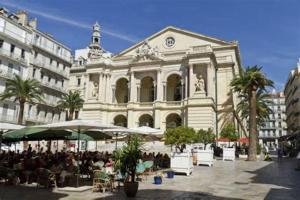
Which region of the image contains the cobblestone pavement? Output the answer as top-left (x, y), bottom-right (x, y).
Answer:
top-left (0, 158), bottom-right (299, 200)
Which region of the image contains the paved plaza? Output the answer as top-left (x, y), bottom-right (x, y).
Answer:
top-left (0, 158), bottom-right (299, 200)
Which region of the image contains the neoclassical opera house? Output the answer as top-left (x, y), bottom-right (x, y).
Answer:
top-left (69, 23), bottom-right (242, 134)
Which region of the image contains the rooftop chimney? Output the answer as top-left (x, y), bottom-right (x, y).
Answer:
top-left (29, 18), bottom-right (37, 29)
top-left (0, 7), bottom-right (9, 17)
top-left (16, 10), bottom-right (28, 26)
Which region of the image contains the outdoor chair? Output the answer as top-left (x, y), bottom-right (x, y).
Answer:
top-left (92, 170), bottom-right (112, 192)
top-left (136, 163), bottom-right (146, 182)
top-left (114, 170), bottom-right (126, 191)
top-left (36, 168), bottom-right (56, 188)
top-left (143, 161), bottom-right (154, 180)
top-left (93, 161), bottom-right (104, 170)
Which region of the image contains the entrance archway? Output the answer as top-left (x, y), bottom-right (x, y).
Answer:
top-left (166, 113), bottom-right (182, 128)
top-left (114, 114), bottom-right (127, 127)
top-left (139, 114), bottom-right (154, 127)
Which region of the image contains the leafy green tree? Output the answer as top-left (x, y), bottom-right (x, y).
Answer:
top-left (231, 66), bottom-right (273, 161)
top-left (220, 123), bottom-right (239, 141)
top-left (0, 75), bottom-right (43, 124)
top-left (165, 126), bottom-right (196, 152)
top-left (57, 90), bottom-right (84, 121)
top-left (195, 128), bottom-right (215, 150)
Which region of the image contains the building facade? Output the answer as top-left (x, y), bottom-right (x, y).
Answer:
top-left (0, 8), bottom-right (72, 125)
top-left (70, 24), bottom-right (243, 133)
top-left (258, 91), bottom-right (287, 147)
top-left (284, 59), bottom-right (300, 135)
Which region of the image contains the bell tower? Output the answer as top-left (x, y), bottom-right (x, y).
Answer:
top-left (88, 22), bottom-right (103, 58)
top-left (90, 21), bottom-right (101, 48)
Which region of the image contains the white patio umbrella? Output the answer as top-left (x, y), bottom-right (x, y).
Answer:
top-left (38, 120), bottom-right (119, 152)
top-left (0, 122), bottom-right (25, 151)
top-left (130, 126), bottom-right (163, 136)
top-left (102, 128), bottom-right (141, 149)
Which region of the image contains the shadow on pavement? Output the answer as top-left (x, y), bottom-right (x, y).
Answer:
top-left (246, 158), bottom-right (300, 200)
top-left (0, 184), bottom-right (68, 200)
top-left (99, 189), bottom-right (243, 200)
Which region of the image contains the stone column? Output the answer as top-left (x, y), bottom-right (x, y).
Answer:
top-left (103, 74), bottom-right (107, 102)
top-left (137, 84), bottom-right (141, 102)
top-left (181, 79), bottom-right (184, 100)
top-left (84, 74), bottom-right (89, 100)
top-left (156, 69), bottom-right (162, 101)
top-left (127, 84), bottom-right (131, 103)
top-left (185, 67), bottom-right (188, 99)
top-left (98, 73), bottom-right (103, 101)
top-left (189, 64), bottom-right (194, 97)
top-left (163, 81), bottom-right (167, 101)
top-left (129, 71), bottom-right (136, 102)
top-left (153, 81), bottom-right (157, 101)
top-left (206, 63), bottom-right (214, 98)
top-left (112, 85), bottom-right (116, 103)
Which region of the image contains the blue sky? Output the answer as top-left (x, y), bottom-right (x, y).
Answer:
top-left (1, 0), bottom-right (299, 91)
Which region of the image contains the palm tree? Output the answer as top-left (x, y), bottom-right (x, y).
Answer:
top-left (0, 75), bottom-right (44, 125)
top-left (231, 66), bottom-right (273, 161)
top-left (237, 89), bottom-right (274, 127)
top-left (57, 90), bottom-right (84, 121)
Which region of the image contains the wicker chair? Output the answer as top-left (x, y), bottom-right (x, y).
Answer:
top-left (92, 170), bottom-right (111, 192)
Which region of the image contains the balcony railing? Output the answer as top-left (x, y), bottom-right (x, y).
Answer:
top-left (39, 80), bottom-right (67, 94)
top-left (32, 40), bottom-right (72, 63)
top-left (0, 48), bottom-right (28, 65)
top-left (0, 114), bottom-right (18, 123)
top-left (32, 59), bottom-right (68, 78)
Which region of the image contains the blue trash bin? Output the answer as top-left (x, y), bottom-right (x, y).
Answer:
top-left (167, 171), bottom-right (175, 179)
top-left (154, 176), bottom-right (162, 184)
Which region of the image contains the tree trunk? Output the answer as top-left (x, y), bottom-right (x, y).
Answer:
top-left (18, 101), bottom-right (28, 150)
top-left (69, 109), bottom-right (74, 121)
top-left (18, 101), bottom-right (25, 125)
top-left (248, 88), bottom-right (257, 161)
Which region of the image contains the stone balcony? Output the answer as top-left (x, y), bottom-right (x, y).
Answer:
top-left (38, 79), bottom-right (67, 94)
top-left (31, 59), bottom-right (68, 78)
top-left (0, 70), bottom-right (22, 80)
top-left (32, 40), bottom-right (72, 64)
top-left (0, 48), bottom-right (28, 66)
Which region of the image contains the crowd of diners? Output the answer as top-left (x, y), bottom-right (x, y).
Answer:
top-left (0, 146), bottom-right (170, 187)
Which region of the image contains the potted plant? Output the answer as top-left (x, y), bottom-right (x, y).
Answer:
top-left (118, 135), bottom-right (143, 197)
top-left (194, 128), bottom-right (215, 166)
top-left (165, 126), bottom-right (196, 175)
top-left (220, 123), bottom-right (238, 161)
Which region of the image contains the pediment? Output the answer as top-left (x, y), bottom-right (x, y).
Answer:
top-left (114, 26), bottom-right (233, 58)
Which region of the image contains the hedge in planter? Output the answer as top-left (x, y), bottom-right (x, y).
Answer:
top-left (195, 128), bottom-right (215, 150)
top-left (165, 126), bottom-right (196, 152)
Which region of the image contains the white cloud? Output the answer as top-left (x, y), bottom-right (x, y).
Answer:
top-left (0, 0), bottom-right (138, 43)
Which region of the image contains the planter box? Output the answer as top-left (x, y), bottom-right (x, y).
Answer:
top-left (239, 154), bottom-right (261, 159)
top-left (170, 152), bottom-right (193, 176)
top-left (223, 148), bottom-right (235, 161)
top-left (195, 150), bottom-right (214, 167)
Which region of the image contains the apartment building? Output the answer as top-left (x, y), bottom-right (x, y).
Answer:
top-left (0, 8), bottom-right (72, 125)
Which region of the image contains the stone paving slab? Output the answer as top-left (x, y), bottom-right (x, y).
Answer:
top-left (0, 158), bottom-right (299, 200)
